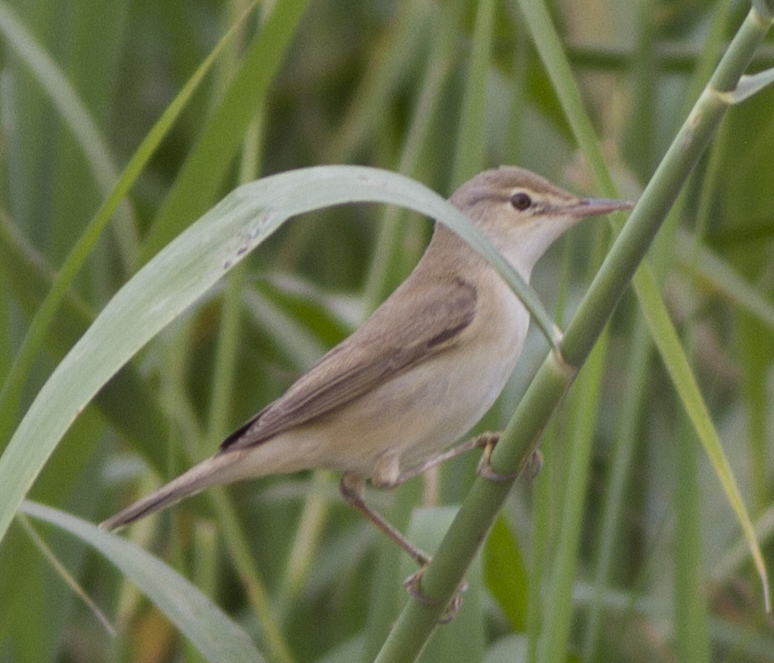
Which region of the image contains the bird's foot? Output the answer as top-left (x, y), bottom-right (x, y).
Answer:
top-left (476, 434), bottom-right (543, 482)
top-left (403, 565), bottom-right (468, 623)
top-left (475, 434), bottom-right (518, 481)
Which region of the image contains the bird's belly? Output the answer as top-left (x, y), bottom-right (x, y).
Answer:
top-left (313, 301), bottom-right (527, 478)
top-left (391, 338), bottom-right (520, 471)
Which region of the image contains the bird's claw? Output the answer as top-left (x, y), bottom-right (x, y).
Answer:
top-left (476, 435), bottom-right (519, 481)
top-left (403, 566), bottom-right (437, 606)
top-left (475, 434), bottom-right (543, 482)
top-left (439, 585), bottom-right (467, 623)
top-left (526, 449), bottom-right (543, 478)
top-left (403, 565), bottom-right (468, 623)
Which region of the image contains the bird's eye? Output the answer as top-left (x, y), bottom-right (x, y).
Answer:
top-left (510, 192), bottom-right (532, 211)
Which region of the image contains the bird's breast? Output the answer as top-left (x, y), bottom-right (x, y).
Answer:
top-left (386, 279), bottom-right (531, 471)
top-left (297, 278), bottom-right (532, 479)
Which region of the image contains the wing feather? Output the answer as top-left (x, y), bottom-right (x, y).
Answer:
top-left (219, 276), bottom-right (477, 452)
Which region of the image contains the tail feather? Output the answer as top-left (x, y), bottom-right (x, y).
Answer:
top-left (100, 451), bottom-right (247, 531)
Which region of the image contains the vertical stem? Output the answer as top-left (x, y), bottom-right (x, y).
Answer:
top-left (375, 6), bottom-right (773, 661)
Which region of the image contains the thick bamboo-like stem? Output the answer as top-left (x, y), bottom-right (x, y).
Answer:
top-left (375, 5), bottom-right (773, 662)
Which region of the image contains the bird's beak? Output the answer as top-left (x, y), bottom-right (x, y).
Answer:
top-left (568, 197), bottom-right (634, 218)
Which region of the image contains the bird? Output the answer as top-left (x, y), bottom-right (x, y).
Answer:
top-left (101, 166), bottom-right (631, 564)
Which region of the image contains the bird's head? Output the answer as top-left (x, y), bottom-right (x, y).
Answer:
top-left (449, 166), bottom-right (632, 277)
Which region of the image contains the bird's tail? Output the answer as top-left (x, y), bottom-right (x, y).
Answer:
top-left (100, 449), bottom-right (252, 531)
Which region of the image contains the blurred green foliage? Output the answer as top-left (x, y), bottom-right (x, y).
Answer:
top-left (1, 0), bottom-right (774, 661)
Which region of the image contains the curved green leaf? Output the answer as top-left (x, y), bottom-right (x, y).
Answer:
top-left (0, 0), bottom-right (260, 450)
top-left (0, 165), bottom-right (553, 546)
top-left (0, 211), bottom-right (169, 471)
top-left (19, 501), bottom-right (263, 662)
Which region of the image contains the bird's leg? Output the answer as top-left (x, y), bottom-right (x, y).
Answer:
top-left (339, 473), bottom-right (431, 567)
top-left (341, 472), bottom-right (464, 618)
top-left (374, 431), bottom-right (543, 486)
top-left (377, 431), bottom-right (501, 487)
top-left (364, 437), bottom-right (506, 620)
top-left (344, 433), bottom-right (541, 619)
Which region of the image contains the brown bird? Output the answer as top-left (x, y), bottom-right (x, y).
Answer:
top-left (102, 166), bottom-right (630, 563)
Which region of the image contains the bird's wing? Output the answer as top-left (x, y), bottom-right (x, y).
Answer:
top-left (219, 276), bottom-right (477, 452)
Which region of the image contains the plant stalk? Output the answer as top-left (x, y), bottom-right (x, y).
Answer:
top-left (374, 6), bottom-right (773, 661)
